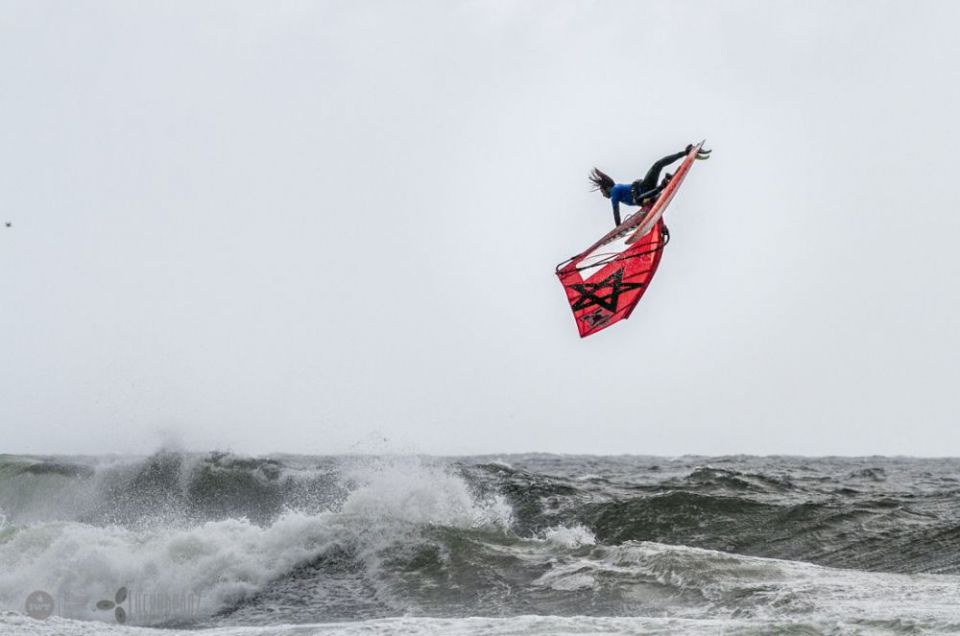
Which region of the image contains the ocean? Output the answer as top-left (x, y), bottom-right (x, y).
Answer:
top-left (1, 452), bottom-right (959, 635)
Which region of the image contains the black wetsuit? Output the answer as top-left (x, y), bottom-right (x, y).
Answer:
top-left (605, 148), bottom-right (690, 226)
top-left (630, 149), bottom-right (688, 205)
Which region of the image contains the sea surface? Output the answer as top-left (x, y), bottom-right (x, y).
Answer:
top-left (1, 453), bottom-right (959, 635)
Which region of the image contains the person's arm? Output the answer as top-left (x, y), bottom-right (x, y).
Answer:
top-left (611, 198), bottom-right (621, 226)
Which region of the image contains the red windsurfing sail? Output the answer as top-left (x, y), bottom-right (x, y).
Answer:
top-left (555, 142), bottom-right (703, 338)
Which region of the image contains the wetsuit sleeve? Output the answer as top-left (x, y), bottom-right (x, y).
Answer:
top-left (611, 199), bottom-right (621, 226)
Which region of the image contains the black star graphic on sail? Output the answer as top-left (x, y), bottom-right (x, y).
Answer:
top-left (568, 268), bottom-right (645, 313)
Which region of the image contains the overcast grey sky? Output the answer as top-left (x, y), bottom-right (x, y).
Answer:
top-left (2, 1), bottom-right (959, 456)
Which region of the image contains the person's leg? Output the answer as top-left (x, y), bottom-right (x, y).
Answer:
top-left (632, 180), bottom-right (664, 206)
top-left (637, 148), bottom-right (688, 193)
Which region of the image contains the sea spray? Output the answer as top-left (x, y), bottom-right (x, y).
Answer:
top-left (3, 454), bottom-right (960, 632)
top-left (0, 452), bottom-right (518, 626)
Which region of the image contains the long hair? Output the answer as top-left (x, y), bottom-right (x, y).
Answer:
top-left (589, 167), bottom-right (614, 193)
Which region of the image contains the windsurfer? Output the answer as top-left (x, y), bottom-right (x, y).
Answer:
top-left (590, 144), bottom-right (698, 226)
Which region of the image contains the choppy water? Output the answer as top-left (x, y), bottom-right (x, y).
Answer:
top-left (1, 452), bottom-right (959, 634)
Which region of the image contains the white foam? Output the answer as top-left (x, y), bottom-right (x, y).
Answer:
top-left (0, 456), bottom-right (516, 626)
top-left (0, 612), bottom-right (807, 636)
top-left (0, 512), bottom-right (341, 624)
top-left (541, 525), bottom-right (596, 548)
top-left (339, 456), bottom-right (513, 530)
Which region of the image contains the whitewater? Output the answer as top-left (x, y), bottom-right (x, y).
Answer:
top-left (1, 453), bottom-right (959, 635)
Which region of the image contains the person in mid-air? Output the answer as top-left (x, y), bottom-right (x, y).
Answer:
top-left (590, 144), bottom-right (705, 227)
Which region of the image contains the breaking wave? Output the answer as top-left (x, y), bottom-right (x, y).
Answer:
top-left (1, 453), bottom-right (960, 631)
